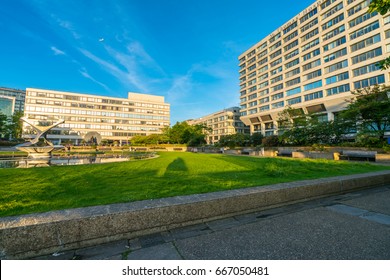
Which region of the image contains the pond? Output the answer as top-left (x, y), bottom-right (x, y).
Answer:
top-left (0, 154), bottom-right (152, 168)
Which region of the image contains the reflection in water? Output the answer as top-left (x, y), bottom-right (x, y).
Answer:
top-left (0, 155), bottom-right (131, 168)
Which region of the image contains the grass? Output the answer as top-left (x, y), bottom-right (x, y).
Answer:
top-left (0, 152), bottom-right (389, 217)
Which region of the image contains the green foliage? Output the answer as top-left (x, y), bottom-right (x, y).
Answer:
top-left (368, 0), bottom-right (390, 15)
top-left (1, 152), bottom-right (389, 217)
top-left (216, 133), bottom-right (250, 148)
top-left (0, 111), bottom-right (7, 138)
top-left (262, 135), bottom-right (280, 147)
top-left (340, 85), bottom-right (390, 144)
top-left (277, 106), bottom-right (346, 146)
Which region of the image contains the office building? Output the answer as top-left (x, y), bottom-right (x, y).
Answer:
top-left (239, 0), bottom-right (390, 136)
top-left (0, 87), bottom-right (26, 112)
top-left (0, 95), bottom-right (15, 117)
top-left (187, 107), bottom-right (250, 144)
top-left (23, 88), bottom-right (170, 145)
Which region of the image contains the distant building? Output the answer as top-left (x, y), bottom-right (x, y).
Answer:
top-left (23, 88), bottom-right (170, 145)
top-left (0, 87), bottom-right (26, 112)
top-left (188, 107), bottom-right (250, 144)
top-left (238, 0), bottom-right (390, 136)
top-left (0, 95), bottom-right (15, 117)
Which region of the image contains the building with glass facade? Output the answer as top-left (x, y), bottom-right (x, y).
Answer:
top-left (187, 107), bottom-right (250, 144)
top-left (23, 88), bottom-right (170, 145)
top-left (238, 0), bottom-right (390, 136)
top-left (0, 95), bottom-right (15, 117)
top-left (0, 87), bottom-right (26, 112)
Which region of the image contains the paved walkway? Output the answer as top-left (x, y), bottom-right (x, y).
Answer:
top-left (34, 184), bottom-right (390, 260)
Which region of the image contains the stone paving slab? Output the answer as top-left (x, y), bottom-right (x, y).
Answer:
top-left (342, 188), bottom-right (390, 215)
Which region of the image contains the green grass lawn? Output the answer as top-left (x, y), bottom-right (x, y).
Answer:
top-left (1, 152), bottom-right (389, 217)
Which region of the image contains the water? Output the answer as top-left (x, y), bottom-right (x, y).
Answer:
top-left (0, 155), bottom-right (132, 168)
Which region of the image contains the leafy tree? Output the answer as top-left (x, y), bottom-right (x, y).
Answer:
top-left (6, 111), bottom-right (24, 139)
top-left (164, 121), bottom-right (209, 145)
top-left (0, 111), bottom-right (7, 138)
top-left (217, 133), bottom-right (250, 148)
top-left (368, 0), bottom-right (390, 69)
top-left (340, 84), bottom-right (390, 144)
top-left (250, 132), bottom-right (264, 146)
top-left (277, 106), bottom-right (346, 146)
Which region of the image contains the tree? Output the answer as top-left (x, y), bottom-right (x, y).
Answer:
top-left (340, 84), bottom-right (390, 144)
top-left (369, 0), bottom-right (390, 69)
top-left (0, 111), bottom-right (7, 138)
top-left (217, 133), bottom-right (250, 148)
top-left (164, 121), bottom-right (209, 145)
top-left (6, 111), bottom-right (24, 139)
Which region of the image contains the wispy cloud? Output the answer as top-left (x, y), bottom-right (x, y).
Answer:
top-left (54, 17), bottom-right (81, 39)
top-left (79, 68), bottom-right (110, 91)
top-left (50, 46), bottom-right (66, 56)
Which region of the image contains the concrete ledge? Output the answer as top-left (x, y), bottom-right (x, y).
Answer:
top-left (1, 170), bottom-right (390, 259)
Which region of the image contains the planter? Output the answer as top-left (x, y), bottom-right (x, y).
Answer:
top-left (375, 154), bottom-right (390, 163)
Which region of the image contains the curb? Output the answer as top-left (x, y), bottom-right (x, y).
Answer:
top-left (1, 170), bottom-right (390, 259)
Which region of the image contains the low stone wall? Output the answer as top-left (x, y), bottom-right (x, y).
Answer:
top-left (375, 154), bottom-right (390, 163)
top-left (1, 170), bottom-right (389, 259)
top-left (292, 151), bottom-right (338, 160)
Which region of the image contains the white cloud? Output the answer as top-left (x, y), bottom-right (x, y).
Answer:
top-left (50, 46), bottom-right (66, 56)
top-left (79, 68), bottom-right (110, 91)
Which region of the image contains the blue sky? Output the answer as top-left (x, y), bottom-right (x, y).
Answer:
top-left (0, 0), bottom-right (315, 124)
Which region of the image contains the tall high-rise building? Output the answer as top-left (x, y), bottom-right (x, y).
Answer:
top-left (187, 107), bottom-right (250, 144)
top-left (0, 87), bottom-right (26, 112)
top-left (239, 0), bottom-right (390, 136)
top-left (23, 88), bottom-right (170, 145)
top-left (0, 95), bottom-right (15, 117)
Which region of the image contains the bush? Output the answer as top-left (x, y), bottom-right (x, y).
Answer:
top-left (262, 135), bottom-right (280, 147)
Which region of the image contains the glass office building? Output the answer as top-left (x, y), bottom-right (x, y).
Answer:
top-left (239, 0), bottom-right (390, 135)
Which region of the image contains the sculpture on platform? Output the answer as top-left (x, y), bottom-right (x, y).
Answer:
top-left (15, 117), bottom-right (65, 158)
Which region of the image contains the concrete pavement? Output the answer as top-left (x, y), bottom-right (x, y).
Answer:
top-left (33, 184), bottom-right (390, 260)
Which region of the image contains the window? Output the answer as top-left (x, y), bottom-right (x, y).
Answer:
top-left (258, 49), bottom-right (267, 58)
top-left (324, 47), bottom-right (347, 62)
top-left (260, 105), bottom-right (270, 112)
top-left (285, 67), bottom-right (300, 78)
top-left (271, 101), bottom-right (285, 109)
top-left (286, 77), bottom-right (301, 87)
top-left (287, 96), bottom-right (302, 105)
top-left (326, 84), bottom-right (350, 96)
top-left (272, 92), bottom-right (284, 100)
top-left (249, 108), bottom-right (258, 115)
top-left (248, 93), bottom-right (257, 100)
top-left (349, 11), bottom-right (378, 28)
top-left (284, 40), bottom-right (299, 52)
top-left (258, 57), bottom-right (268, 66)
top-left (304, 80), bottom-right (323, 91)
top-left (284, 21), bottom-right (298, 34)
top-left (285, 58), bottom-right (300, 69)
top-left (249, 101), bottom-right (258, 107)
top-left (248, 71), bottom-right (256, 78)
top-left (324, 59), bottom-right (348, 73)
top-left (353, 64), bottom-right (381, 77)
top-left (259, 73), bottom-right (268, 81)
top-left (269, 41), bottom-right (281, 51)
top-left (348, 0), bottom-right (371, 17)
top-left (350, 21), bottom-right (380, 40)
top-left (325, 72), bottom-right (349, 84)
top-left (248, 78), bottom-right (256, 86)
top-left (271, 66), bottom-right (283, 76)
top-left (258, 65), bottom-right (268, 73)
top-left (354, 75), bottom-right (385, 89)
top-left (270, 57), bottom-right (282, 68)
top-left (300, 8), bottom-right (318, 23)
top-left (258, 42), bottom-right (267, 51)
top-left (271, 75), bottom-right (283, 84)
top-left (302, 48), bottom-right (320, 61)
top-left (303, 69), bottom-right (322, 81)
top-left (350, 34), bottom-right (381, 52)
top-left (286, 87), bottom-right (301, 96)
top-left (351, 47), bottom-right (382, 64)
top-left (303, 59), bottom-right (321, 71)
top-left (259, 89), bottom-right (269, 96)
top-left (323, 36), bottom-right (346, 51)
top-left (259, 81), bottom-right (269, 88)
top-left (323, 25), bottom-right (345, 41)
top-left (321, 0), bottom-right (337, 10)
top-left (285, 49), bottom-right (299, 60)
top-left (269, 33), bottom-right (281, 43)
top-left (322, 2), bottom-right (343, 20)
top-left (259, 97), bottom-right (269, 104)
top-left (322, 13), bottom-right (344, 30)
top-left (304, 90), bottom-right (323, 101)
top-left (302, 38), bottom-right (320, 52)
top-left (270, 49), bottom-right (282, 59)
top-left (248, 64), bottom-right (256, 71)
top-left (271, 83), bottom-right (283, 92)
top-left (384, 15), bottom-right (390, 25)
top-left (301, 18), bottom-right (319, 33)
top-left (284, 30), bottom-right (298, 43)
top-left (301, 28), bottom-right (319, 42)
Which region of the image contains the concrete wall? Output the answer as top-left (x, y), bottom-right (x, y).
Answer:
top-left (1, 170), bottom-right (389, 259)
